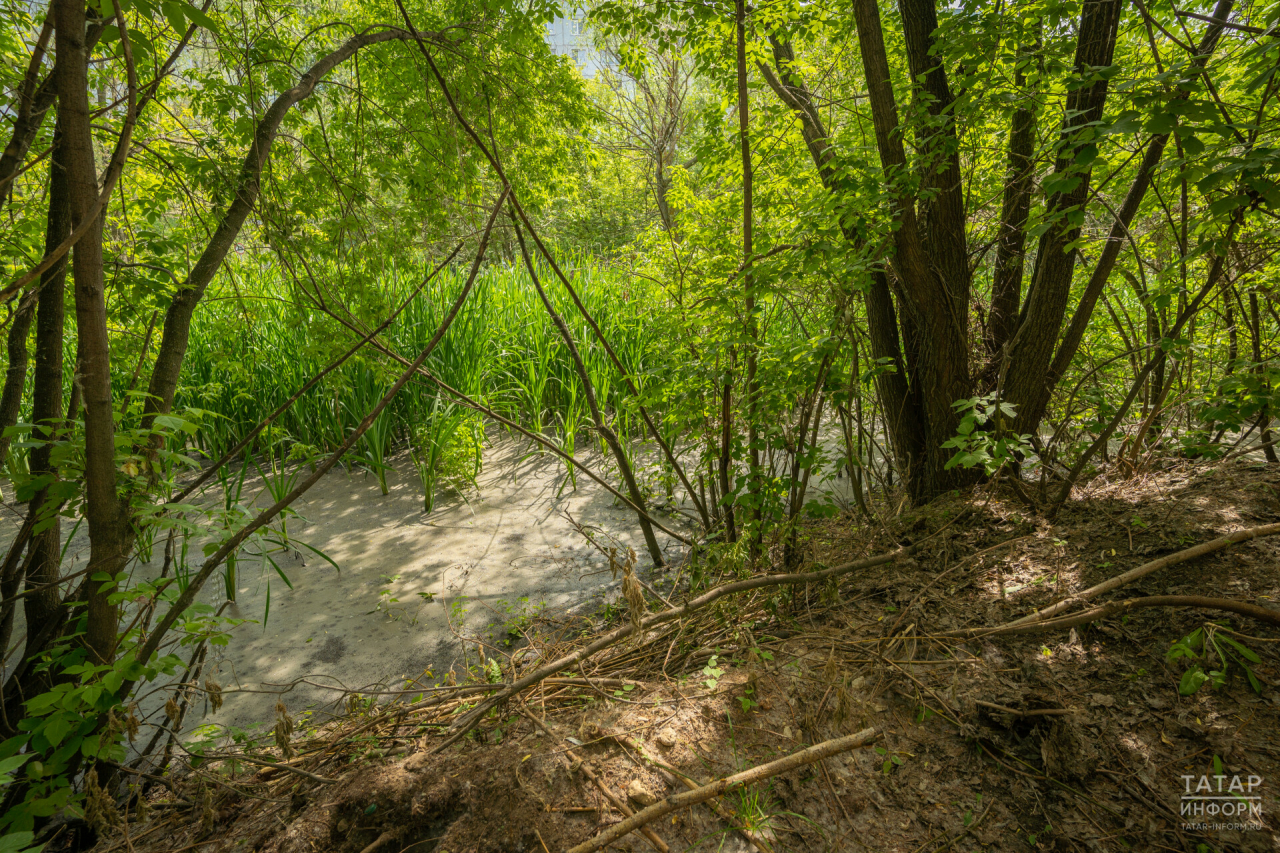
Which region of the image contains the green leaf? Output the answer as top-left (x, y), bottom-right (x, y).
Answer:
top-left (1220, 636), bottom-right (1261, 664)
top-left (0, 831), bottom-right (42, 853)
top-left (161, 0), bottom-right (186, 35)
top-left (1179, 667), bottom-right (1208, 695)
top-left (182, 1), bottom-right (218, 31)
top-left (42, 716), bottom-right (72, 747)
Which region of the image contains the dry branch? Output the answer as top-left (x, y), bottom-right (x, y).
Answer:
top-left (1002, 522), bottom-right (1280, 629)
top-left (518, 708), bottom-right (669, 853)
top-left (956, 595), bottom-right (1280, 639)
top-left (431, 547), bottom-right (912, 752)
top-left (565, 728), bottom-right (879, 853)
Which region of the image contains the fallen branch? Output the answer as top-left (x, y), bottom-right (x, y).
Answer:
top-left (1001, 523), bottom-right (1280, 630)
top-left (431, 547), bottom-right (912, 752)
top-left (974, 701), bottom-right (1079, 717)
top-left (565, 728), bottom-right (879, 853)
top-left (949, 595), bottom-right (1280, 639)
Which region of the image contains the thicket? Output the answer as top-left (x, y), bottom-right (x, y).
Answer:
top-left (0, 0), bottom-right (1276, 844)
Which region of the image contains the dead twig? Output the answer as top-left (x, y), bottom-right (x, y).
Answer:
top-left (565, 728), bottom-right (879, 853)
top-left (946, 595), bottom-right (1280, 639)
top-left (974, 701), bottom-right (1079, 717)
top-left (961, 523), bottom-right (1280, 634)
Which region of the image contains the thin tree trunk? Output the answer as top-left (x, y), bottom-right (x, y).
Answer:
top-left (987, 29), bottom-right (1040, 360)
top-left (1249, 291), bottom-right (1278, 463)
top-left (735, 0), bottom-right (761, 554)
top-left (511, 220), bottom-right (665, 567)
top-left (0, 298), bottom-right (35, 471)
top-left (24, 112), bottom-right (69, 633)
top-left (1003, 0), bottom-right (1124, 434)
top-left (142, 28), bottom-right (433, 431)
top-left (55, 0), bottom-right (128, 664)
top-left (1036, 0), bottom-right (1236, 427)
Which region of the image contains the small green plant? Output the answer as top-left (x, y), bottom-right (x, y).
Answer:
top-left (368, 575), bottom-right (435, 625)
top-left (942, 394), bottom-right (1034, 474)
top-left (1027, 822), bottom-right (1053, 846)
top-left (409, 401), bottom-right (482, 513)
top-left (963, 793), bottom-right (982, 827)
top-left (1168, 624), bottom-right (1263, 695)
top-left (874, 746), bottom-right (907, 775)
top-left (702, 654), bottom-right (725, 690)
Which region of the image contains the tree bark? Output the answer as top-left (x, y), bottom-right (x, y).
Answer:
top-left (0, 299), bottom-right (35, 471)
top-left (735, 0), bottom-right (761, 552)
top-left (851, 0), bottom-right (974, 500)
top-left (987, 30), bottom-right (1041, 360)
top-left (23, 112), bottom-right (70, 633)
top-left (1002, 0), bottom-right (1124, 431)
top-left (55, 0), bottom-right (128, 664)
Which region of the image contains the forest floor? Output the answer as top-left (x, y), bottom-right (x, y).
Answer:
top-left (81, 457), bottom-right (1280, 853)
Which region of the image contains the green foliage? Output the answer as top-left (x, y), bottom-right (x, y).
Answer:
top-left (942, 395), bottom-right (1034, 475)
top-left (1168, 625), bottom-right (1263, 696)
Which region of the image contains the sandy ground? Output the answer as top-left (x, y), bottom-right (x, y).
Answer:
top-left (3, 435), bottom-right (695, 739)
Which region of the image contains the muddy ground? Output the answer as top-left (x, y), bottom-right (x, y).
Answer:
top-left (82, 457), bottom-right (1280, 852)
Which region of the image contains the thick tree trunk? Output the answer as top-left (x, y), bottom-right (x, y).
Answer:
top-left (851, 0), bottom-right (973, 500)
top-left (764, 9), bottom-right (971, 503)
top-left (55, 0), bottom-right (128, 664)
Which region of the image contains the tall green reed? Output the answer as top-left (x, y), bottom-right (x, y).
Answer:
top-left (175, 256), bottom-right (664, 509)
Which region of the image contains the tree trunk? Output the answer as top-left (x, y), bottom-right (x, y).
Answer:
top-left (987, 30), bottom-right (1040, 361)
top-left (1002, 0), bottom-right (1123, 431)
top-left (24, 111), bottom-right (69, 633)
top-left (0, 297), bottom-right (35, 471)
top-left (735, 0), bottom-right (762, 552)
top-left (55, 0), bottom-right (128, 664)
top-left (1035, 0), bottom-right (1235, 426)
top-left (764, 3), bottom-right (974, 503)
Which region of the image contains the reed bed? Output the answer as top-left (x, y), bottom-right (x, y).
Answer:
top-left (175, 258), bottom-right (666, 500)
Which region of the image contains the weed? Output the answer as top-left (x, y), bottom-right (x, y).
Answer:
top-left (1168, 623), bottom-right (1263, 695)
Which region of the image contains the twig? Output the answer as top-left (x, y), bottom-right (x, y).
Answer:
top-left (974, 701), bottom-right (1078, 717)
top-left (358, 831), bottom-right (396, 853)
top-left (518, 707), bottom-right (669, 853)
top-left (565, 728), bottom-right (878, 853)
top-left (433, 548), bottom-right (911, 752)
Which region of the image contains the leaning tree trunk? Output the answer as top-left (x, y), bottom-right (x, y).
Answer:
top-left (511, 220), bottom-right (665, 566)
top-left (142, 28), bottom-right (429, 434)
